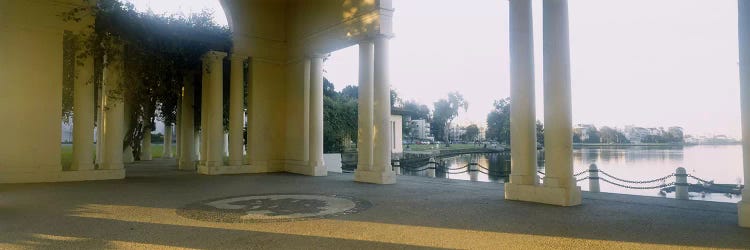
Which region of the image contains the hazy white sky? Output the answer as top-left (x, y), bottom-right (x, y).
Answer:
top-left (128, 0), bottom-right (742, 138)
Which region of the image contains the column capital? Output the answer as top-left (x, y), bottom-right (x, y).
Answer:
top-left (202, 51), bottom-right (228, 62)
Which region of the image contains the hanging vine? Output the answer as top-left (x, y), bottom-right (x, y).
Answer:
top-left (62, 0), bottom-right (231, 158)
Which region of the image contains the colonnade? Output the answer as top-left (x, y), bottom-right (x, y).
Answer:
top-left (504, 0), bottom-right (581, 206)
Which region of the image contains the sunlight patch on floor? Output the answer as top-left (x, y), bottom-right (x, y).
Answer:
top-left (62, 203), bottom-right (711, 249)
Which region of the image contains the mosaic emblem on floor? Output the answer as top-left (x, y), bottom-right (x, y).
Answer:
top-left (177, 194), bottom-right (371, 223)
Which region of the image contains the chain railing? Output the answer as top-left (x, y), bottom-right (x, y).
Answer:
top-left (389, 161), bottom-right (735, 198)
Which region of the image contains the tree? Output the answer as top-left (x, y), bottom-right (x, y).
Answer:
top-left (62, 0), bottom-right (231, 158)
top-left (431, 92), bottom-right (468, 142)
top-left (323, 78), bottom-right (337, 98)
top-left (464, 124), bottom-right (480, 142)
top-left (341, 85), bottom-right (358, 100)
top-left (536, 120), bottom-right (544, 146)
top-left (402, 100), bottom-right (431, 120)
top-left (390, 89), bottom-right (402, 108)
top-left (486, 98), bottom-right (511, 144)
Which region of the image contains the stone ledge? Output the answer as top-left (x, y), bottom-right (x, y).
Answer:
top-left (0, 169), bottom-right (125, 184)
top-left (354, 169), bottom-right (396, 184)
top-left (504, 183), bottom-right (582, 206)
top-left (285, 163), bottom-right (327, 177)
top-left (197, 164), bottom-right (279, 175)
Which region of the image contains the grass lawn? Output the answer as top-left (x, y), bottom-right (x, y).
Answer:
top-left (61, 143), bottom-right (173, 169)
top-left (404, 143), bottom-right (485, 152)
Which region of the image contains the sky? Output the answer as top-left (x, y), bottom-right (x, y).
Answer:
top-left (127, 0), bottom-right (742, 138)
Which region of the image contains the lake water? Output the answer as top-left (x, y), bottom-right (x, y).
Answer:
top-left (404, 145), bottom-right (744, 203)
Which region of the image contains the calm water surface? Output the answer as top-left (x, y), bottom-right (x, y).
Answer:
top-left (406, 145), bottom-right (743, 203)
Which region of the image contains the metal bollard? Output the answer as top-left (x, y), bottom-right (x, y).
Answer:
top-left (675, 167), bottom-right (689, 200)
top-left (427, 158), bottom-right (436, 178)
top-left (589, 164), bottom-right (600, 193)
top-left (394, 161), bottom-right (401, 175)
top-left (469, 163), bottom-right (479, 181)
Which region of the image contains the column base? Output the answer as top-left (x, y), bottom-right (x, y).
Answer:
top-left (178, 160), bottom-right (196, 171)
top-left (285, 162), bottom-right (327, 176)
top-left (504, 183), bottom-right (582, 206)
top-left (100, 162), bottom-right (124, 171)
top-left (123, 147), bottom-right (134, 163)
top-left (70, 162), bottom-right (95, 171)
top-left (226, 160), bottom-right (244, 167)
top-left (355, 169), bottom-right (396, 184)
top-left (197, 164), bottom-right (277, 175)
top-left (738, 200), bottom-right (750, 227)
top-left (0, 169), bottom-right (125, 183)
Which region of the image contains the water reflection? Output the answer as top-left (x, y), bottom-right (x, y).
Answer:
top-left (401, 145), bottom-right (743, 203)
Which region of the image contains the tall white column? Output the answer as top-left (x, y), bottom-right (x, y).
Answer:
top-left (71, 53), bottom-right (95, 171)
top-left (355, 41), bottom-right (375, 180)
top-left (358, 36), bottom-right (396, 184)
top-left (101, 52), bottom-right (124, 170)
top-left (541, 0), bottom-right (580, 205)
top-left (508, 0), bottom-right (538, 186)
top-left (163, 123), bottom-right (173, 158)
top-left (737, 0), bottom-right (750, 228)
top-left (141, 128), bottom-right (152, 160)
top-left (308, 55), bottom-right (327, 176)
top-left (200, 51), bottom-right (227, 171)
top-left (228, 54), bottom-right (246, 166)
top-left (179, 74), bottom-right (196, 170)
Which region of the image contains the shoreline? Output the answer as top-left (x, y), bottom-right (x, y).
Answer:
top-left (573, 143), bottom-right (740, 147)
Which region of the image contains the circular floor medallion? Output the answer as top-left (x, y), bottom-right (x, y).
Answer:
top-left (177, 194), bottom-right (370, 223)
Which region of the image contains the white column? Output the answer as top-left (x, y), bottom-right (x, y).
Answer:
top-left (308, 55), bottom-right (327, 176)
top-left (358, 35), bottom-right (396, 184)
top-left (179, 74), bottom-right (196, 170)
top-left (508, 0), bottom-right (538, 186)
top-left (163, 123), bottom-right (173, 158)
top-left (541, 0), bottom-right (580, 205)
top-left (737, 0), bottom-right (750, 227)
top-left (355, 41), bottom-right (376, 181)
top-left (101, 52), bottom-right (124, 170)
top-left (200, 51), bottom-right (227, 171)
top-left (141, 129), bottom-right (152, 160)
top-left (228, 54), bottom-right (246, 166)
top-left (71, 53), bottom-right (95, 171)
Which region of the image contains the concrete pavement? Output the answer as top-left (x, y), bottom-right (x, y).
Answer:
top-left (0, 158), bottom-right (748, 249)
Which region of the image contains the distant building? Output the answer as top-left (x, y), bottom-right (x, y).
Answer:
top-left (410, 119), bottom-right (433, 141)
top-left (448, 124), bottom-right (466, 142)
top-left (624, 126), bottom-right (650, 144)
top-left (574, 124), bottom-right (596, 142)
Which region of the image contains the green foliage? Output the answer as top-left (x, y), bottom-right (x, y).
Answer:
top-left (62, 0), bottom-right (231, 156)
top-left (486, 98), bottom-right (511, 144)
top-left (323, 80), bottom-right (358, 153)
top-left (431, 92), bottom-right (468, 142)
top-left (486, 97), bottom-right (544, 146)
top-left (463, 124), bottom-right (480, 141)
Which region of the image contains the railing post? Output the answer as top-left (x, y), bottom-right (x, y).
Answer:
top-left (427, 158), bottom-right (436, 178)
top-left (589, 164), bottom-right (600, 193)
top-left (469, 163), bottom-right (479, 182)
top-left (394, 160), bottom-right (401, 175)
top-left (675, 167), bottom-right (689, 200)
